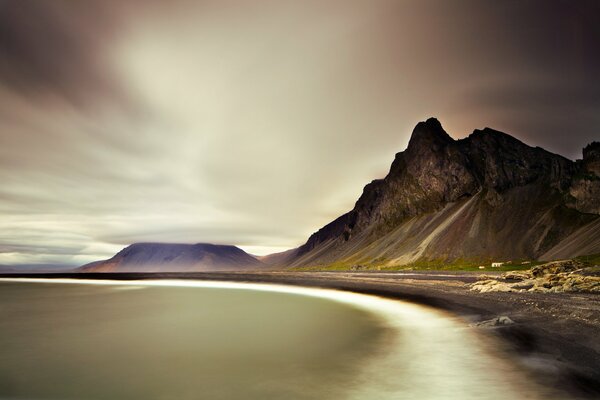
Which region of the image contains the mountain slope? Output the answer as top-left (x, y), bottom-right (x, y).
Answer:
top-left (80, 243), bottom-right (263, 272)
top-left (270, 118), bottom-right (600, 268)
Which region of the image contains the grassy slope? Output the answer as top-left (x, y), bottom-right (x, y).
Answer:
top-left (291, 257), bottom-right (546, 272)
top-left (291, 253), bottom-right (600, 272)
top-left (575, 253), bottom-right (600, 267)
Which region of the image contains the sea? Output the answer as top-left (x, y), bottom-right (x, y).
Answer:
top-left (0, 279), bottom-right (547, 399)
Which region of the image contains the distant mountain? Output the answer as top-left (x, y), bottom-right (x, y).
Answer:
top-left (80, 243), bottom-right (263, 272)
top-left (0, 264), bottom-right (16, 273)
top-left (266, 118), bottom-right (600, 268)
top-left (0, 264), bottom-right (74, 273)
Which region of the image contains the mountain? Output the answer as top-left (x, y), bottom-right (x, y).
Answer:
top-left (266, 118), bottom-right (600, 268)
top-left (0, 264), bottom-right (74, 273)
top-left (79, 243), bottom-right (263, 272)
top-left (0, 264), bottom-right (16, 273)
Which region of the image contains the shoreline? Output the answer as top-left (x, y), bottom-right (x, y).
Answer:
top-left (2, 270), bottom-right (600, 398)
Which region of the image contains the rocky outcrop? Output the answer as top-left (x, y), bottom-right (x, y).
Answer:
top-left (583, 142), bottom-right (600, 176)
top-left (568, 142), bottom-right (600, 214)
top-left (471, 316), bottom-right (515, 328)
top-left (80, 243), bottom-right (263, 272)
top-left (270, 118), bottom-right (600, 268)
top-left (470, 260), bottom-right (600, 293)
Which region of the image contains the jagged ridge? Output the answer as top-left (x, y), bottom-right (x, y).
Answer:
top-left (267, 118), bottom-right (600, 268)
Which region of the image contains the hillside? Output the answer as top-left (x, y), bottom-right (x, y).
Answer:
top-left (80, 243), bottom-right (263, 272)
top-left (266, 118), bottom-right (600, 269)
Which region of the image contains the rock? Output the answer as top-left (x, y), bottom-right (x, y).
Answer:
top-left (583, 141), bottom-right (600, 176)
top-left (472, 316), bottom-right (515, 328)
top-left (471, 280), bottom-right (519, 293)
top-left (569, 178), bottom-right (600, 214)
top-left (580, 266), bottom-right (600, 277)
top-left (471, 260), bottom-right (600, 293)
top-left (530, 260), bottom-right (583, 278)
top-left (511, 280), bottom-right (535, 290)
top-left (503, 271), bottom-right (532, 281)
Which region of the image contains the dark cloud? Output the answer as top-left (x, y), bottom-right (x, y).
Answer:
top-left (0, 1), bottom-right (124, 107)
top-left (456, 77), bottom-right (600, 158)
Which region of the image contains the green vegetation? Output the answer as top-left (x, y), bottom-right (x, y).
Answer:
top-left (290, 253), bottom-right (600, 273)
top-left (575, 253), bottom-right (600, 267)
top-left (291, 257), bottom-right (545, 272)
top-left (291, 262), bottom-right (358, 272)
top-left (380, 258), bottom-right (543, 272)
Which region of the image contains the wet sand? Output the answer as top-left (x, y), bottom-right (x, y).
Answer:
top-left (2, 270), bottom-right (600, 398)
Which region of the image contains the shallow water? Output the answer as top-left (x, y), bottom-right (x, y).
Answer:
top-left (0, 279), bottom-right (545, 399)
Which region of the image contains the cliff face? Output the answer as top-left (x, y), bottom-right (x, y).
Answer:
top-left (275, 118), bottom-right (599, 268)
top-left (80, 243), bottom-right (263, 272)
top-left (569, 142), bottom-right (600, 215)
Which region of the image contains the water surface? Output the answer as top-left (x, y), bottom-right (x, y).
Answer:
top-left (0, 279), bottom-right (544, 399)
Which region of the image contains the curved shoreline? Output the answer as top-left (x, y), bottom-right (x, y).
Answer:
top-left (2, 271), bottom-right (600, 398)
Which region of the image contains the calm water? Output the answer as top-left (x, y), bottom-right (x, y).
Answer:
top-left (0, 279), bottom-right (545, 400)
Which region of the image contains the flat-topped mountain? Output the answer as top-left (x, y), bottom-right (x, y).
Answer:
top-left (80, 243), bottom-right (263, 272)
top-left (264, 118), bottom-right (600, 268)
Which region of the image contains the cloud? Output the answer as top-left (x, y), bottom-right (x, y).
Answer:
top-left (0, 0), bottom-right (598, 266)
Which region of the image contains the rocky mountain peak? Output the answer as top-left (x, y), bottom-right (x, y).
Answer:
top-left (467, 127), bottom-right (532, 153)
top-left (406, 117), bottom-right (453, 154)
top-left (279, 118), bottom-right (600, 269)
top-left (583, 142), bottom-right (600, 176)
top-left (583, 142), bottom-right (600, 160)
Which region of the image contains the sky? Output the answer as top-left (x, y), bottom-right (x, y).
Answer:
top-left (0, 0), bottom-right (599, 267)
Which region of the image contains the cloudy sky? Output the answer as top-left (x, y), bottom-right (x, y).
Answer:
top-left (0, 0), bottom-right (599, 267)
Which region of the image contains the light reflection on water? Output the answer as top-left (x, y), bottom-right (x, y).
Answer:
top-left (0, 279), bottom-right (545, 399)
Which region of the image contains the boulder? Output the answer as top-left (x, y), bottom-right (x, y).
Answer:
top-left (472, 316), bottom-right (515, 328)
top-left (530, 260), bottom-right (583, 277)
top-left (471, 260), bottom-right (600, 293)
